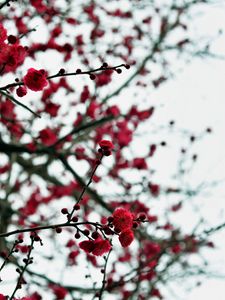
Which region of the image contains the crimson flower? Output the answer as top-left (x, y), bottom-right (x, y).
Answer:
top-left (119, 229), bottom-right (134, 247)
top-left (79, 240), bottom-right (95, 253)
top-left (23, 68), bottom-right (48, 91)
top-left (92, 239), bottom-right (111, 256)
top-left (79, 238), bottom-right (111, 256)
top-left (50, 285), bottom-right (68, 300)
top-left (99, 140), bottom-right (114, 150)
top-left (112, 207), bottom-right (133, 232)
top-left (16, 293), bottom-right (41, 300)
top-left (98, 139), bottom-right (114, 156)
top-left (99, 139), bottom-right (114, 150)
top-left (39, 128), bottom-right (57, 146)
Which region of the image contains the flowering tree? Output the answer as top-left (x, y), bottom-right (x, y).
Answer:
top-left (0, 0), bottom-right (224, 299)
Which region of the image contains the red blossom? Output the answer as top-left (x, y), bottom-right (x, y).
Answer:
top-left (0, 100), bottom-right (15, 119)
top-left (106, 105), bottom-right (120, 116)
top-left (144, 241), bottom-right (161, 257)
top-left (87, 100), bottom-right (100, 119)
top-left (39, 128), bottom-right (57, 146)
top-left (95, 69), bottom-right (113, 86)
top-left (68, 250), bottom-right (79, 264)
top-left (171, 244), bottom-right (182, 254)
top-left (132, 157), bottom-right (148, 170)
top-left (0, 164), bottom-right (10, 174)
top-left (112, 208), bottom-right (133, 232)
top-left (0, 294), bottom-right (7, 300)
top-left (119, 229), bottom-right (134, 248)
top-left (79, 239), bottom-right (111, 256)
top-left (5, 44), bottom-right (27, 72)
top-left (18, 293), bottom-right (41, 300)
top-left (116, 128), bottom-right (133, 147)
top-left (50, 285), bottom-right (68, 300)
top-left (149, 183), bottom-right (160, 197)
top-left (99, 139), bottom-right (114, 150)
top-left (92, 239), bottom-right (111, 256)
top-left (79, 240), bottom-right (95, 253)
top-left (23, 68), bottom-right (48, 91)
top-left (30, 0), bottom-right (47, 13)
top-left (150, 288), bottom-right (163, 299)
top-left (44, 102), bottom-right (60, 117)
top-left (80, 85), bottom-right (90, 102)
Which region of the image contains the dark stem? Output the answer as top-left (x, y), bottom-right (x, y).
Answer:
top-left (0, 221), bottom-right (105, 238)
top-left (65, 153), bottom-right (103, 221)
top-left (9, 236), bottom-right (35, 300)
top-left (98, 249), bottom-right (112, 300)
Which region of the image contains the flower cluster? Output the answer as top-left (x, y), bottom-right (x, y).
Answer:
top-left (79, 238), bottom-right (111, 256)
top-left (0, 23), bottom-right (27, 73)
top-left (112, 207), bottom-right (135, 247)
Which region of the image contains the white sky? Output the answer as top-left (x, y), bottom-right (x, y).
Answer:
top-left (152, 3), bottom-right (225, 299)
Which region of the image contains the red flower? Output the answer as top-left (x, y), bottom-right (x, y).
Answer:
top-left (150, 288), bottom-right (162, 299)
top-left (39, 128), bottom-right (57, 146)
top-left (30, 0), bottom-right (47, 13)
top-left (80, 85), bottom-right (90, 103)
top-left (23, 68), bottom-right (48, 91)
top-left (44, 102), bottom-right (60, 117)
top-left (79, 239), bottom-right (111, 256)
top-left (106, 105), bottom-right (120, 116)
top-left (87, 100), bottom-right (99, 119)
top-left (132, 158), bottom-right (148, 170)
top-left (18, 293), bottom-right (41, 300)
top-left (119, 229), bottom-right (134, 247)
top-left (79, 240), bottom-right (95, 253)
top-left (95, 69), bottom-right (113, 86)
top-left (99, 139), bottom-right (114, 150)
top-left (171, 244), bottom-right (182, 254)
top-left (0, 42), bottom-right (27, 73)
top-left (5, 44), bottom-right (27, 72)
top-left (113, 208), bottom-right (133, 232)
top-left (0, 164), bottom-right (10, 174)
top-left (92, 239), bottom-right (111, 256)
top-left (149, 183), bottom-right (160, 197)
top-left (99, 139), bottom-right (114, 156)
top-left (0, 294), bottom-right (7, 300)
top-left (50, 285), bottom-right (68, 300)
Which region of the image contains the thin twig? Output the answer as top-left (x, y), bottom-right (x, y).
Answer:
top-left (9, 236), bottom-right (35, 300)
top-left (0, 90), bottom-right (41, 118)
top-left (66, 153), bottom-right (103, 222)
top-left (98, 249), bottom-right (112, 300)
top-left (0, 221), bottom-right (104, 238)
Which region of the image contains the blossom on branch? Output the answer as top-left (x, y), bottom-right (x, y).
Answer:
top-left (112, 207), bottom-right (133, 232)
top-left (23, 68), bottom-right (48, 91)
top-left (79, 238), bottom-right (111, 256)
top-left (39, 127), bottom-right (57, 146)
top-left (98, 139), bottom-right (114, 156)
top-left (119, 229), bottom-right (134, 248)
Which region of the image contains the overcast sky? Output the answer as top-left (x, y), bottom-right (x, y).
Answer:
top-left (153, 3), bottom-right (225, 299)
